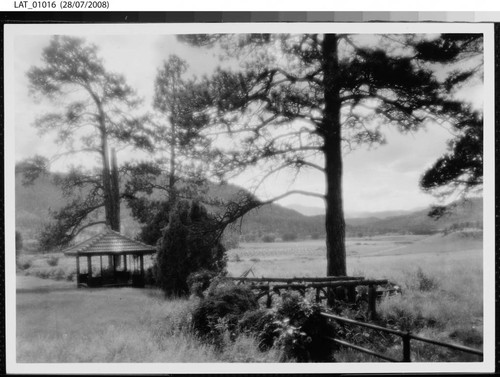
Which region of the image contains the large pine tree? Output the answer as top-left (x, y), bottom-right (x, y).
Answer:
top-left (180, 33), bottom-right (483, 276)
top-left (25, 36), bottom-right (152, 249)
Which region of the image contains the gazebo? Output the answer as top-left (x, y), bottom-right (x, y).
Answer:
top-left (63, 227), bottom-right (156, 288)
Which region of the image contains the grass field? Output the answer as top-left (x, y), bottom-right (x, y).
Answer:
top-left (16, 275), bottom-right (283, 363)
top-left (16, 231), bottom-right (484, 363)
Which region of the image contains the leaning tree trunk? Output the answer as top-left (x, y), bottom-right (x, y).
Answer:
top-left (322, 33), bottom-right (347, 277)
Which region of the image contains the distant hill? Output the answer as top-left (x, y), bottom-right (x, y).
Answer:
top-left (284, 204), bottom-right (421, 219)
top-left (284, 204), bottom-right (325, 217)
top-left (15, 171), bottom-right (483, 248)
top-left (345, 198), bottom-right (483, 236)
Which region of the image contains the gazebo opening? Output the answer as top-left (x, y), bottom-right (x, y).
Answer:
top-left (63, 228), bottom-right (156, 288)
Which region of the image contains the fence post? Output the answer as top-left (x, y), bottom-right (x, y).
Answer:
top-left (347, 286), bottom-right (356, 303)
top-left (335, 286), bottom-right (346, 301)
top-left (402, 332), bottom-right (411, 362)
top-left (266, 286), bottom-right (272, 308)
top-left (368, 285), bottom-right (377, 320)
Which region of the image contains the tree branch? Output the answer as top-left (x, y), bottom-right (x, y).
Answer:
top-left (71, 220), bottom-right (107, 238)
top-left (260, 190), bottom-right (326, 204)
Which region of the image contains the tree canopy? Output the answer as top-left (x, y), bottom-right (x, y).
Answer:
top-left (25, 36), bottom-right (152, 249)
top-left (178, 33), bottom-right (483, 276)
top-left (122, 55), bottom-right (215, 245)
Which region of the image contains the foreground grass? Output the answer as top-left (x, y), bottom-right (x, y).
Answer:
top-left (17, 277), bottom-right (283, 363)
top-left (17, 232), bottom-right (483, 362)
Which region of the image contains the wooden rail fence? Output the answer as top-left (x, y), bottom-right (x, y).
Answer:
top-left (321, 312), bottom-right (483, 362)
top-left (226, 276), bottom-right (389, 317)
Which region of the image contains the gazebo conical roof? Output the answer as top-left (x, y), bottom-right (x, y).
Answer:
top-left (63, 228), bottom-right (156, 256)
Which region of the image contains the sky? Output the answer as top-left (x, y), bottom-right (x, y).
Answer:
top-left (11, 30), bottom-right (484, 214)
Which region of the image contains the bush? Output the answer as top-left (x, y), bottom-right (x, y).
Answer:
top-left (17, 256), bottom-right (32, 270)
top-left (46, 255), bottom-right (59, 266)
top-left (414, 267), bottom-right (439, 292)
top-left (191, 283), bottom-right (258, 347)
top-left (274, 291), bottom-right (333, 362)
top-left (187, 269), bottom-right (217, 297)
top-left (261, 234), bottom-right (275, 243)
top-left (144, 266), bottom-right (156, 286)
top-left (16, 231), bottom-right (23, 256)
top-left (238, 309), bottom-right (280, 351)
top-left (24, 266), bottom-right (71, 281)
top-left (310, 232), bottom-right (321, 240)
top-left (282, 232), bottom-right (297, 242)
top-left (191, 286), bottom-right (333, 361)
top-left (155, 200), bottom-right (227, 296)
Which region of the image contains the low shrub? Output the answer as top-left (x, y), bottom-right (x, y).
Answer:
top-left (46, 255), bottom-right (59, 267)
top-left (449, 327), bottom-right (483, 346)
top-left (261, 234), bottom-right (275, 243)
top-left (274, 292), bottom-right (333, 362)
top-left (282, 232), bottom-right (297, 242)
top-left (187, 269), bottom-right (217, 298)
top-left (16, 256), bottom-right (33, 271)
top-left (22, 265), bottom-right (75, 282)
top-left (238, 309), bottom-right (279, 351)
top-left (144, 266), bottom-right (156, 286)
top-left (190, 284), bottom-right (333, 361)
top-left (310, 232), bottom-right (321, 240)
top-left (414, 267), bottom-right (439, 292)
top-left (191, 282), bottom-right (258, 348)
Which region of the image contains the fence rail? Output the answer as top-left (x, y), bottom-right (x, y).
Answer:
top-left (226, 276), bottom-right (365, 283)
top-left (321, 312), bottom-right (483, 362)
top-left (228, 276), bottom-right (389, 316)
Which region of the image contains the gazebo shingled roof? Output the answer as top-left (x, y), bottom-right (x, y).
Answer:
top-left (63, 228), bottom-right (156, 256)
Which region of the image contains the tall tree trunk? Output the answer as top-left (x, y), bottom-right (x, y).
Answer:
top-left (101, 131), bottom-right (115, 229)
top-left (322, 34), bottom-right (347, 277)
top-left (110, 148), bottom-right (120, 232)
top-left (168, 115), bottom-right (177, 206)
top-left (99, 112), bottom-right (120, 233)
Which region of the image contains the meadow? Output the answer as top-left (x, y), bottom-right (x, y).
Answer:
top-left (16, 231), bottom-right (484, 363)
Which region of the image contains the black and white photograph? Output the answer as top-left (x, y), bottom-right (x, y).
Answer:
top-left (4, 21), bottom-right (495, 373)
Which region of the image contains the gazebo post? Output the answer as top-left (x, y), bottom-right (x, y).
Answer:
top-left (100, 256), bottom-right (103, 276)
top-left (87, 256), bottom-right (92, 278)
top-left (123, 254), bottom-right (127, 271)
top-left (76, 257), bottom-right (81, 287)
top-left (140, 254), bottom-right (144, 277)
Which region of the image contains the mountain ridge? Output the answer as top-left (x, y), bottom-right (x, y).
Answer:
top-left (15, 172), bottom-right (482, 247)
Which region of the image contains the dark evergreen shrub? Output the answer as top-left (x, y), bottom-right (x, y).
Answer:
top-left (154, 200), bottom-right (227, 296)
top-left (129, 198), bottom-right (171, 246)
